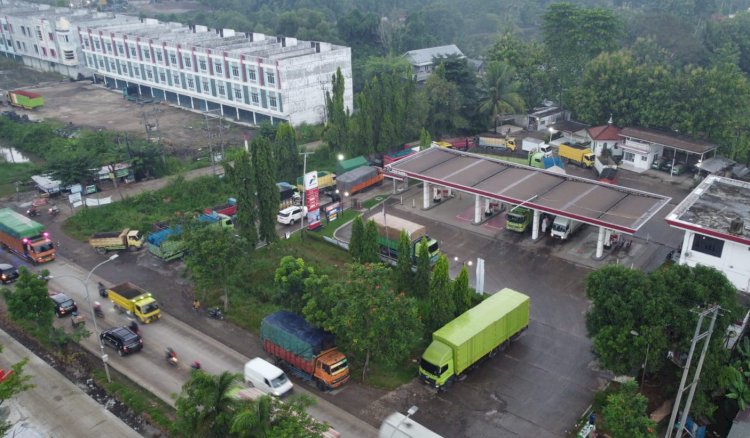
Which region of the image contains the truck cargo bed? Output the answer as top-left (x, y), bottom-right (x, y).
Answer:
top-left (108, 282), bottom-right (148, 300)
top-left (91, 231), bottom-right (123, 239)
top-left (263, 340), bottom-right (315, 375)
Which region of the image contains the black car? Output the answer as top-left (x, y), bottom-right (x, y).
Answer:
top-left (49, 293), bottom-right (77, 317)
top-left (100, 326), bottom-right (143, 356)
top-left (0, 264), bottom-right (19, 284)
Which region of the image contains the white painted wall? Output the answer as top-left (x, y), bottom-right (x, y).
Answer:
top-left (680, 231), bottom-right (750, 293)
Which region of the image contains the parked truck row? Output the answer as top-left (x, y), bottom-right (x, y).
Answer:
top-left (0, 208), bottom-right (56, 264)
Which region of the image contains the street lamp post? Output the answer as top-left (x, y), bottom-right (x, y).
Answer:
top-left (52, 254), bottom-right (119, 383)
top-left (390, 406), bottom-right (419, 438)
top-left (630, 330), bottom-right (650, 391)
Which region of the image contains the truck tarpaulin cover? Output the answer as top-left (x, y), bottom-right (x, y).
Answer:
top-left (370, 212), bottom-right (427, 242)
top-left (146, 226), bottom-right (182, 246)
top-left (0, 208), bottom-right (45, 239)
top-left (336, 156), bottom-right (369, 175)
top-left (261, 311), bottom-right (336, 361)
top-left (336, 166), bottom-right (378, 194)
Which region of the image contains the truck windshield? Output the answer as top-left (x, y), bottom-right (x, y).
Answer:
top-left (507, 213), bottom-right (525, 224)
top-left (420, 359), bottom-right (446, 376)
top-left (329, 358), bottom-right (348, 375)
top-left (140, 302), bottom-right (160, 314)
top-left (33, 241), bottom-right (54, 252)
top-left (424, 238), bottom-right (439, 254)
top-left (552, 223), bottom-right (567, 232)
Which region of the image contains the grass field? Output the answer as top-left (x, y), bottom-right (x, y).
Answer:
top-left (0, 162), bottom-right (39, 198)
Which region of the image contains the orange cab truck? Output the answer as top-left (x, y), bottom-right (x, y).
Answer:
top-left (0, 208), bottom-right (56, 264)
top-left (260, 311), bottom-right (350, 391)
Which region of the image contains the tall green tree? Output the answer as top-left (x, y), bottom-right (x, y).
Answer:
top-left (274, 256), bottom-right (317, 314)
top-left (393, 230), bottom-right (413, 294)
top-left (419, 128), bottom-right (431, 150)
top-left (224, 151), bottom-right (258, 247)
top-left (452, 265), bottom-right (472, 316)
top-left (412, 240), bottom-right (431, 299)
top-left (478, 61), bottom-right (525, 131)
top-left (175, 371), bottom-right (241, 438)
top-left (422, 63), bottom-right (466, 137)
top-left (601, 381), bottom-right (656, 438)
top-left (230, 394), bottom-right (327, 438)
top-left (361, 219), bottom-right (380, 264)
top-left (183, 226), bottom-right (238, 310)
top-left (488, 33), bottom-right (552, 109)
top-left (348, 216), bottom-right (365, 262)
top-left (304, 263), bottom-right (422, 380)
top-left (252, 137), bottom-right (280, 244)
top-left (274, 123), bottom-right (300, 183)
top-left (2, 268), bottom-right (53, 338)
top-left (323, 68), bottom-right (350, 154)
top-left (435, 53), bottom-right (482, 130)
top-left (427, 255), bottom-right (455, 332)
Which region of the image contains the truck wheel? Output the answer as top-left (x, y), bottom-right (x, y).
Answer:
top-left (96, 247), bottom-right (106, 255)
top-left (128, 245), bottom-right (138, 252)
top-left (316, 380), bottom-right (326, 391)
top-left (489, 348), bottom-right (498, 359)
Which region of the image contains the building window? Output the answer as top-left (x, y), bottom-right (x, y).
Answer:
top-left (231, 64), bottom-right (239, 77)
top-left (691, 234), bottom-right (724, 258)
top-left (159, 71), bottom-right (166, 82)
top-left (641, 155), bottom-right (648, 161)
top-left (234, 87), bottom-right (242, 99)
top-left (94, 40), bottom-right (100, 50)
top-left (187, 77), bottom-right (195, 90)
top-left (84, 38), bottom-right (90, 49)
top-left (217, 82), bottom-right (226, 97)
top-left (199, 59), bottom-right (207, 71)
top-left (105, 42), bottom-right (112, 53)
top-left (169, 53), bottom-right (177, 65)
top-left (247, 68), bottom-right (256, 81)
top-left (130, 45), bottom-right (136, 57)
top-left (269, 94), bottom-right (277, 109)
top-left (214, 62), bottom-right (222, 74)
top-left (86, 55), bottom-right (93, 66)
top-left (33, 45), bottom-right (38, 54)
top-left (64, 50), bottom-right (74, 60)
top-left (143, 48), bottom-right (150, 60)
top-left (623, 152), bottom-right (635, 162)
top-left (110, 61), bottom-right (116, 70)
top-left (173, 73), bottom-right (180, 86)
top-left (48, 32), bottom-right (54, 41)
top-left (266, 71), bottom-right (275, 85)
top-left (202, 80), bottom-right (210, 95)
top-left (183, 56), bottom-right (192, 68)
top-left (134, 67), bottom-right (140, 78)
top-left (42, 47), bottom-right (47, 56)
top-left (63, 34), bottom-right (69, 43)
top-left (146, 69), bottom-right (154, 80)
top-left (251, 91), bottom-right (259, 104)
top-left (50, 49), bottom-right (56, 57)
top-left (117, 44), bottom-right (124, 55)
top-left (156, 51), bottom-right (163, 62)
top-left (36, 28), bottom-right (42, 40)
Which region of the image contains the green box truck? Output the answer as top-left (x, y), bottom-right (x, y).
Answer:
top-left (419, 288), bottom-right (530, 391)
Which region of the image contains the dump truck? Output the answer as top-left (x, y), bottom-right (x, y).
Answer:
top-left (107, 282), bottom-right (161, 323)
top-left (528, 152), bottom-right (565, 170)
top-left (558, 143), bottom-right (594, 168)
top-left (594, 155), bottom-right (618, 183)
top-left (146, 213), bottom-right (233, 261)
top-left (506, 206), bottom-right (532, 233)
top-left (476, 133), bottom-right (517, 152)
top-left (89, 229), bottom-right (144, 254)
top-left (295, 171), bottom-right (336, 193)
top-left (7, 90), bottom-right (44, 109)
top-left (204, 198), bottom-right (237, 217)
top-left (260, 311), bottom-right (350, 391)
top-left (419, 288), bottom-right (530, 390)
top-left (335, 166), bottom-right (383, 196)
top-left (370, 212), bottom-right (440, 264)
top-left (0, 208), bottom-right (56, 264)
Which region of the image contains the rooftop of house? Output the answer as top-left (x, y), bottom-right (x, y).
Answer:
top-left (666, 175), bottom-right (750, 246)
top-left (587, 124), bottom-right (621, 141)
top-left (551, 120), bottom-right (589, 134)
top-left (404, 44), bottom-right (464, 66)
top-left (621, 127), bottom-right (718, 155)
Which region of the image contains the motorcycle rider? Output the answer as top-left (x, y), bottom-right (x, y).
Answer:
top-left (93, 301), bottom-right (103, 318)
top-left (98, 282), bottom-right (107, 298)
top-left (129, 320), bottom-right (139, 335)
top-left (165, 347), bottom-right (178, 365)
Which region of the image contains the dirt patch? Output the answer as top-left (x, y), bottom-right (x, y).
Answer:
top-left (0, 311), bottom-right (166, 437)
top-left (0, 59), bottom-right (65, 91)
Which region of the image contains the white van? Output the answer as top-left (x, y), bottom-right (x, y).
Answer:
top-left (550, 217), bottom-right (583, 240)
top-left (244, 358), bottom-right (293, 397)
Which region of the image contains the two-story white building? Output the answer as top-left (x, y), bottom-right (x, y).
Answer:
top-left (666, 175), bottom-right (750, 293)
top-left (619, 127), bottom-right (717, 173)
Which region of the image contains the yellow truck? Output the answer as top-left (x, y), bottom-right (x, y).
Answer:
top-left (107, 282), bottom-right (161, 323)
top-left (558, 143), bottom-right (594, 168)
top-left (295, 171), bottom-right (336, 193)
top-left (476, 133), bottom-right (517, 152)
top-left (89, 229), bottom-right (144, 254)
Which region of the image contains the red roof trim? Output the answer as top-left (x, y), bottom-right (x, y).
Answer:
top-left (665, 218), bottom-right (750, 246)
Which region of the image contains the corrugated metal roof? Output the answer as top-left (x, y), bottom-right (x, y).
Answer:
top-left (404, 44), bottom-right (464, 66)
top-left (387, 147), bottom-right (670, 234)
top-left (620, 127), bottom-right (717, 155)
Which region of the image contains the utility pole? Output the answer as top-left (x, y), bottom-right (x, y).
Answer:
top-left (299, 151), bottom-right (315, 236)
top-left (203, 109), bottom-right (223, 176)
top-left (665, 306), bottom-right (720, 438)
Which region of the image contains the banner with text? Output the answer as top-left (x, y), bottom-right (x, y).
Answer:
top-left (304, 171), bottom-right (321, 230)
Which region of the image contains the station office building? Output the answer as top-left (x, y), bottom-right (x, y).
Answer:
top-left (666, 175), bottom-right (750, 293)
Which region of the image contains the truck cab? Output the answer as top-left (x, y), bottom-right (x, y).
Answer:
top-left (550, 217), bottom-right (582, 240)
top-left (316, 349), bottom-right (351, 388)
top-left (506, 206), bottom-right (532, 233)
top-left (419, 341), bottom-right (455, 389)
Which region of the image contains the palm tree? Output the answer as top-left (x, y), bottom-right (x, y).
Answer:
top-left (175, 371), bottom-right (242, 438)
top-left (230, 395), bottom-right (273, 438)
top-left (478, 61), bottom-right (526, 132)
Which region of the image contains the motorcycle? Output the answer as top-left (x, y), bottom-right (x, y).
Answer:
top-left (93, 301), bottom-right (104, 318)
top-left (207, 307), bottom-right (224, 320)
top-left (191, 361), bottom-right (202, 371)
top-left (26, 207), bottom-right (39, 217)
top-left (48, 205), bottom-right (60, 216)
top-left (129, 320), bottom-right (140, 335)
top-left (166, 348), bottom-right (178, 366)
top-left (98, 282), bottom-right (108, 298)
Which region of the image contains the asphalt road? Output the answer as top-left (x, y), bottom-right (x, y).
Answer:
top-left (0, 329), bottom-right (141, 438)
